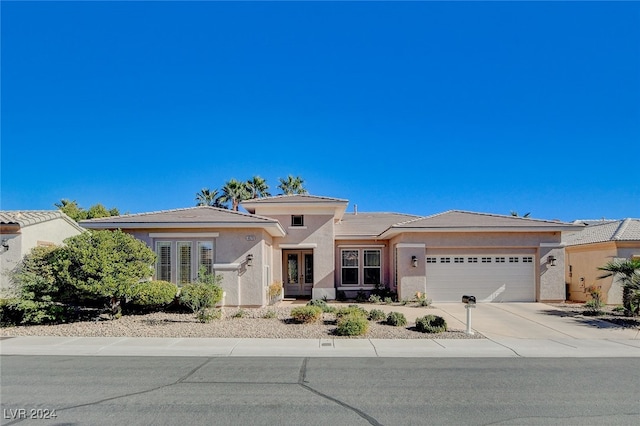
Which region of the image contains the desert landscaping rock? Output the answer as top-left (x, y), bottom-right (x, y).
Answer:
top-left (0, 306), bottom-right (482, 339)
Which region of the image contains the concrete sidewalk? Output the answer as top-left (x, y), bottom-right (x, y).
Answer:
top-left (2, 303), bottom-right (639, 358)
top-left (2, 335), bottom-right (640, 358)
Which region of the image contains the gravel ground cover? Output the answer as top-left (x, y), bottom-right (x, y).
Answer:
top-left (0, 305), bottom-right (482, 339)
top-left (547, 302), bottom-right (640, 330)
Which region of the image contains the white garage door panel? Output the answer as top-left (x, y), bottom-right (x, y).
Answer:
top-left (426, 255), bottom-right (535, 302)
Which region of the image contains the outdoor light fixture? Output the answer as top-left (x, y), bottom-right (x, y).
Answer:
top-left (1, 239), bottom-right (8, 251)
top-left (547, 255), bottom-right (557, 266)
top-left (246, 253), bottom-right (253, 267)
top-left (411, 255), bottom-right (418, 268)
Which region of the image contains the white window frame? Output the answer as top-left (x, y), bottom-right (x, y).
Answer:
top-left (156, 241), bottom-right (172, 282)
top-left (340, 248), bottom-right (383, 286)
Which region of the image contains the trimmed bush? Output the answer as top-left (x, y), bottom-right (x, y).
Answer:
top-left (368, 308), bottom-right (386, 321)
top-left (336, 305), bottom-right (368, 319)
top-left (196, 308), bottom-right (222, 323)
top-left (415, 315), bottom-right (448, 333)
top-left (262, 310), bottom-right (277, 319)
top-left (336, 314), bottom-right (369, 336)
top-left (291, 306), bottom-right (323, 323)
top-left (307, 299), bottom-right (336, 313)
top-left (385, 311), bottom-right (407, 327)
top-left (130, 281), bottom-right (178, 309)
top-left (0, 298), bottom-right (69, 325)
top-left (383, 297), bottom-right (393, 304)
top-left (179, 283), bottom-right (224, 322)
top-left (368, 294), bottom-right (382, 304)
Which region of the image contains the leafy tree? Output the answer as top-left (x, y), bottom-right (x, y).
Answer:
top-left (246, 176), bottom-right (270, 199)
top-left (278, 175), bottom-right (307, 195)
top-left (598, 258), bottom-right (640, 316)
top-left (195, 188), bottom-right (224, 207)
top-left (55, 199), bottom-right (120, 221)
top-left (219, 179), bottom-right (250, 211)
top-left (57, 230), bottom-right (157, 317)
top-left (55, 199), bottom-right (86, 221)
top-left (86, 203), bottom-right (119, 219)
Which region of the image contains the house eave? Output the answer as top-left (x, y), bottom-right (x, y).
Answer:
top-left (379, 226), bottom-right (576, 239)
top-left (81, 221), bottom-right (286, 237)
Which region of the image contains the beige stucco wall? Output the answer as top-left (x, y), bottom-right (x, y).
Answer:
top-left (125, 227), bottom-right (273, 307)
top-left (390, 231), bottom-right (565, 302)
top-left (0, 219), bottom-right (83, 291)
top-left (269, 214), bottom-right (336, 299)
top-left (565, 242), bottom-right (640, 304)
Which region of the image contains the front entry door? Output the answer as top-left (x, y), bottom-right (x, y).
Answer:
top-left (283, 250), bottom-right (314, 297)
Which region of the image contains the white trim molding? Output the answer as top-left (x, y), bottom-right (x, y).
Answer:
top-left (539, 242), bottom-right (566, 248)
top-left (213, 263), bottom-right (241, 270)
top-left (338, 244), bottom-right (386, 248)
top-left (150, 232), bottom-right (220, 238)
top-left (279, 243), bottom-right (318, 249)
top-left (395, 243), bottom-right (426, 248)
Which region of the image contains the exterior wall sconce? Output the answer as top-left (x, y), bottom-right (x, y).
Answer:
top-left (246, 253), bottom-right (253, 267)
top-left (1, 239), bottom-right (8, 251)
top-left (547, 255), bottom-right (556, 266)
top-left (411, 255), bottom-right (418, 268)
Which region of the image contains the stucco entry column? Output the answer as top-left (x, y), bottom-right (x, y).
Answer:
top-left (539, 243), bottom-right (566, 302)
top-left (396, 243), bottom-right (427, 300)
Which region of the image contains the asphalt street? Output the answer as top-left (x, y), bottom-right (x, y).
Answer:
top-left (2, 356), bottom-right (639, 426)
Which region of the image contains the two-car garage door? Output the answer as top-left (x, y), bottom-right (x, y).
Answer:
top-left (425, 254), bottom-right (536, 302)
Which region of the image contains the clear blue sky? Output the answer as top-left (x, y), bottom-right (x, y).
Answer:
top-left (2, 1), bottom-right (639, 222)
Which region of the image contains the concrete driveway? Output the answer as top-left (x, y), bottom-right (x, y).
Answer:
top-left (432, 303), bottom-right (640, 340)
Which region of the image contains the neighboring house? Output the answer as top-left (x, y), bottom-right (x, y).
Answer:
top-left (0, 211), bottom-right (85, 291)
top-left (80, 195), bottom-right (581, 306)
top-left (564, 218), bottom-right (640, 304)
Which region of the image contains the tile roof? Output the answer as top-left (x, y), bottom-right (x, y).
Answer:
top-left (565, 219), bottom-right (640, 246)
top-left (80, 206), bottom-right (279, 225)
top-left (0, 210), bottom-right (84, 232)
top-left (241, 194), bottom-right (348, 205)
top-left (388, 210), bottom-right (576, 229)
top-left (335, 212), bottom-right (421, 238)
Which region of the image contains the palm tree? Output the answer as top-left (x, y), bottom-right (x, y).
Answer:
top-left (510, 211), bottom-right (531, 218)
top-left (195, 188), bottom-right (224, 208)
top-left (278, 175), bottom-right (307, 195)
top-left (598, 258), bottom-right (640, 316)
top-left (218, 179), bottom-right (250, 211)
top-left (246, 176), bottom-right (270, 199)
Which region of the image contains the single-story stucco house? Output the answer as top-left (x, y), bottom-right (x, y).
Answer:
top-left (0, 210), bottom-right (85, 290)
top-left (564, 218), bottom-right (640, 304)
top-left (80, 195), bottom-right (582, 307)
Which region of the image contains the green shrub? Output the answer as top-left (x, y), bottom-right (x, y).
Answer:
top-left (291, 306), bottom-right (323, 323)
top-left (356, 291), bottom-right (368, 302)
top-left (307, 299), bottom-right (336, 313)
top-left (415, 315), bottom-right (448, 333)
top-left (368, 308), bottom-right (386, 321)
top-left (415, 292), bottom-right (432, 307)
top-left (336, 305), bottom-right (368, 318)
top-left (584, 299), bottom-right (604, 315)
top-left (130, 281), bottom-right (177, 309)
top-left (232, 309), bottom-right (247, 318)
top-left (368, 294), bottom-right (382, 304)
top-left (196, 308), bottom-right (222, 323)
top-left (336, 314), bottom-right (369, 336)
top-left (383, 297), bottom-right (393, 304)
top-left (612, 305), bottom-right (625, 313)
top-left (262, 310), bottom-right (277, 319)
top-left (385, 311), bottom-right (407, 327)
top-left (179, 282), bottom-right (223, 322)
top-left (0, 298), bottom-right (69, 325)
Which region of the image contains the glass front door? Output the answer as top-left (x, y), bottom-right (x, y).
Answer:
top-left (283, 250), bottom-right (313, 297)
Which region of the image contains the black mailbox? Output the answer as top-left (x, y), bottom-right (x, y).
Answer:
top-left (462, 295), bottom-right (476, 305)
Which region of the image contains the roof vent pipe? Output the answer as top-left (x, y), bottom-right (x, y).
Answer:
top-left (354, 204), bottom-right (358, 215)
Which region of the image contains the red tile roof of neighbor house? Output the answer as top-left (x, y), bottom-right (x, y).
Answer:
top-left (564, 218), bottom-right (640, 246)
